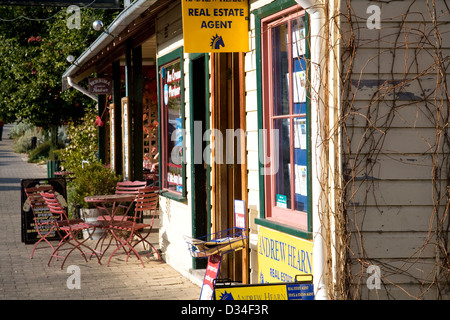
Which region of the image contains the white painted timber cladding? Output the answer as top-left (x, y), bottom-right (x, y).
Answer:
top-left (342, 0), bottom-right (449, 299)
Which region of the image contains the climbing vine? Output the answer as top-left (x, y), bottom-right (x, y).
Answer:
top-left (322, 0), bottom-right (450, 299)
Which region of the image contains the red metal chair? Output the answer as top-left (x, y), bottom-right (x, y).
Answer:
top-left (88, 181), bottom-right (148, 258)
top-left (111, 180), bottom-right (149, 219)
top-left (115, 180), bottom-right (147, 195)
top-left (25, 186), bottom-right (60, 259)
top-left (107, 186), bottom-right (162, 267)
top-left (41, 192), bottom-right (101, 269)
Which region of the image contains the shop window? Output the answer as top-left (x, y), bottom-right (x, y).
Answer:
top-left (142, 66), bottom-right (159, 181)
top-left (158, 48), bottom-right (186, 200)
top-left (260, 8), bottom-right (310, 232)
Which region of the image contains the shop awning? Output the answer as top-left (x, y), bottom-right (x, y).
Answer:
top-left (62, 0), bottom-right (161, 90)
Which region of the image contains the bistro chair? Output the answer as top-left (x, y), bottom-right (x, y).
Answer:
top-left (112, 180), bottom-right (148, 218)
top-left (88, 181), bottom-right (147, 258)
top-left (25, 185), bottom-right (59, 259)
top-left (115, 180), bottom-right (147, 195)
top-left (41, 192), bottom-right (101, 269)
top-left (107, 186), bottom-right (162, 267)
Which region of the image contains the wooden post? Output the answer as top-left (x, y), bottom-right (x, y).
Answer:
top-left (239, 52), bottom-right (249, 284)
top-left (132, 45), bottom-right (143, 181)
top-left (112, 60), bottom-right (123, 176)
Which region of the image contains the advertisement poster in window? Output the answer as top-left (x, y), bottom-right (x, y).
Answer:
top-left (160, 59), bottom-right (183, 194)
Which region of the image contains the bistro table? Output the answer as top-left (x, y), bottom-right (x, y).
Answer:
top-left (54, 171), bottom-right (75, 180)
top-left (84, 194), bottom-right (136, 264)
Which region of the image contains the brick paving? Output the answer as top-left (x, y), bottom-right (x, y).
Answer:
top-left (0, 124), bottom-right (201, 300)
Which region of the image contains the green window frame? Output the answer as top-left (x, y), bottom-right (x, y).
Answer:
top-left (157, 47), bottom-right (187, 202)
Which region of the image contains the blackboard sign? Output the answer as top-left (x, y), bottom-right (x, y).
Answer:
top-left (21, 178), bottom-right (67, 244)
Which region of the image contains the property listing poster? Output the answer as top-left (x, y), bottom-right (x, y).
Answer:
top-left (258, 226), bottom-right (313, 284)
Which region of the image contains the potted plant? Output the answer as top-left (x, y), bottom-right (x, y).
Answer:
top-left (67, 160), bottom-right (121, 239)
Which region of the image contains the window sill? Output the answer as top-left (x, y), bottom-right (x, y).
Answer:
top-left (159, 190), bottom-right (187, 203)
top-left (254, 217), bottom-right (312, 240)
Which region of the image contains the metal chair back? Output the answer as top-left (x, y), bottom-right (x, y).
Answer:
top-left (41, 192), bottom-right (68, 220)
top-left (115, 181), bottom-right (147, 195)
top-left (134, 186), bottom-right (159, 221)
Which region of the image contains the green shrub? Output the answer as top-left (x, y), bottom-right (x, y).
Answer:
top-left (56, 109), bottom-right (98, 172)
top-left (27, 140), bottom-right (64, 163)
top-left (9, 122), bottom-right (31, 140)
top-left (27, 140), bottom-right (51, 162)
top-left (67, 160), bottom-right (121, 215)
top-left (12, 126), bottom-right (44, 154)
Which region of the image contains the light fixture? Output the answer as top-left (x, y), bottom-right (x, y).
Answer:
top-left (66, 55), bottom-right (80, 67)
top-left (92, 20), bottom-right (115, 38)
top-left (66, 55), bottom-right (75, 63)
top-left (92, 20), bottom-right (104, 31)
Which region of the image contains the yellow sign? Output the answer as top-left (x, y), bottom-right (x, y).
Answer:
top-left (214, 282), bottom-right (314, 300)
top-left (258, 227), bottom-right (313, 284)
top-left (181, 0), bottom-right (249, 53)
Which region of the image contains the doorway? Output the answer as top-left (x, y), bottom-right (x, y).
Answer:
top-left (211, 52), bottom-right (247, 282)
top-left (190, 54), bottom-right (210, 269)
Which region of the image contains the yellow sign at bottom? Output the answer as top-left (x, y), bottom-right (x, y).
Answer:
top-left (214, 281), bottom-right (314, 300)
top-left (258, 226), bottom-right (313, 284)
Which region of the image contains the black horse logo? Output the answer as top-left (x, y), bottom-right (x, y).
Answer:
top-left (210, 34), bottom-right (225, 50)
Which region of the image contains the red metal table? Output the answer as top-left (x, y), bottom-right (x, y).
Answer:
top-left (84, 194), bottom-right (136, 265)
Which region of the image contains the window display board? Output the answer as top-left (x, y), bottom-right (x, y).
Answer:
top-left (159, 53), bottom-right (185, 196)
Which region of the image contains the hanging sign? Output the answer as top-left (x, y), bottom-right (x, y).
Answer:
top-left (181, 0), bottom-right (249, 53)
top-left (89, 78), bottom-right (112, 95)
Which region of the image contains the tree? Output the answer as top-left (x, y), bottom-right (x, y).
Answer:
top-left (0, 5), bottom-right (117, 145)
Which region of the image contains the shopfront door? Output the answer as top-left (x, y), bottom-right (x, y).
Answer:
top-left (211, 52), bottom-right (247, 282)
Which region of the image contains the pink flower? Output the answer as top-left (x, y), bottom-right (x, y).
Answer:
top-left (94, 115), bottom-right (104, 127)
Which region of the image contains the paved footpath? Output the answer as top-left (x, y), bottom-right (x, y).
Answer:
top-left (0, 124), bottom-right (201, 300)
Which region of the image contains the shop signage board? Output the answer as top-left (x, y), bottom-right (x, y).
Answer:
top-left (109, 103), bottom-right (115, 170)
top-left (21, 178), bottom-right (67, 244)
top-left (234, 199), bottom-right (246, 229)
top-left (122, 97), bottom-right (132, 181)
top-left (181, 0), bottom-right (249, 53)
top-left (199, 254), bottom-right (222, 300)
top-left (0, 0), bottom-right (120, 8)
top-left (214, 280), bottom-right (314, 300)
top-left (258, 226), bottom-right (313, 284)
top-left (89, 78), bottom-right (112, 95)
